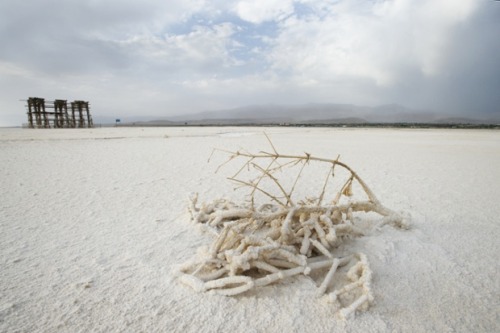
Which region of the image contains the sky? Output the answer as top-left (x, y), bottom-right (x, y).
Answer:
top-left (1, 0), bottom-right (499, 126)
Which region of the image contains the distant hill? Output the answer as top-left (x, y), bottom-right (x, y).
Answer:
top-left (165, 103), bottom-right (499, 125)
top-left (167, 103), bottom-right (370, 123)
top-left (97, 103), bottom-right (499, 126)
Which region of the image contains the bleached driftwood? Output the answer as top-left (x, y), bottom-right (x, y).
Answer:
top-left (175, 134), bottom-right (407, 319)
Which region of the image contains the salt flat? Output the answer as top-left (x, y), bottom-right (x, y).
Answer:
top-left (0, 127), bottom-right (499, 332)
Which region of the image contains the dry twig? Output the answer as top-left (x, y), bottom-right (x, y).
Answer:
top-left (175, 134), bottom-right (408, 319)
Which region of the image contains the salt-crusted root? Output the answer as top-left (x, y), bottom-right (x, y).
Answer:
top-left (176, 253), bottom-right (374, 317)
top-left (177, 272), bottom-right (255, 296)
top-left (205, 276), bottom-right (255, 296)
top-left (189, 195), bottom-right (404, 235)
top-left (178, 143), bottom-right (407, 320)
top-left (178, 273), bottom-right (206, 292)
top-left (316, 258), bottom-right (341, 296)
top-left (180, 195), bottom-right (398, 318)
top-left (327, 253), bottom-right (374, 319)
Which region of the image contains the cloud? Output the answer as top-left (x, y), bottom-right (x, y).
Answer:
top-left (0, 0), bottom-right (210, 74)
top-left (108, 22), bottom-right (240, 78)
top-left (268, 0), bottom-right (480, 86)
top-left (234, 0), bottom-right (295, 24)
top-left (0, 0), bottom-right (499, 126)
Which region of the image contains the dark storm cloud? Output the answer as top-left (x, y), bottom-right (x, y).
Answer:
top-left (439, 3), bottom-right (500, 115)
top-left (387, 2), bottom-right (500, 116)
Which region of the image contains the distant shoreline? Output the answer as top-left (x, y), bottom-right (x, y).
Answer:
top-left (8, 122), bottom-right (500, 129)
top-left (113, 122), bottom-right (500, 130)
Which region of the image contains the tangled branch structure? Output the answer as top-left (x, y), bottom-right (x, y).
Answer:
top-left (175, 135), bottom-right (408, 319)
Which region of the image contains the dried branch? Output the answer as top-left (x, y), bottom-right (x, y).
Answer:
top-left (177, 134), bottom-right (408, 320)
top-left (251, 162), bottom-right (293, 206)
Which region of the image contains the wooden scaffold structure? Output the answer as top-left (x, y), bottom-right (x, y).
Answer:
top-left (70, 100), bottom-right (93, 128)
top-left (25, 97), bottom-right (93, 128)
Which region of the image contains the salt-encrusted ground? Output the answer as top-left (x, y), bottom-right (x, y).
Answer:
top-left (0, 127), bottom-right (498, 332)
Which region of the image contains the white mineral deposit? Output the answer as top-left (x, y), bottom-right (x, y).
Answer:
top-left (1, 127), bottom-right (498, 332)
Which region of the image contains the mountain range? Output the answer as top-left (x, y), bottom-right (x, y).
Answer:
top-left (95, 103), bottom-right (500, 125)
